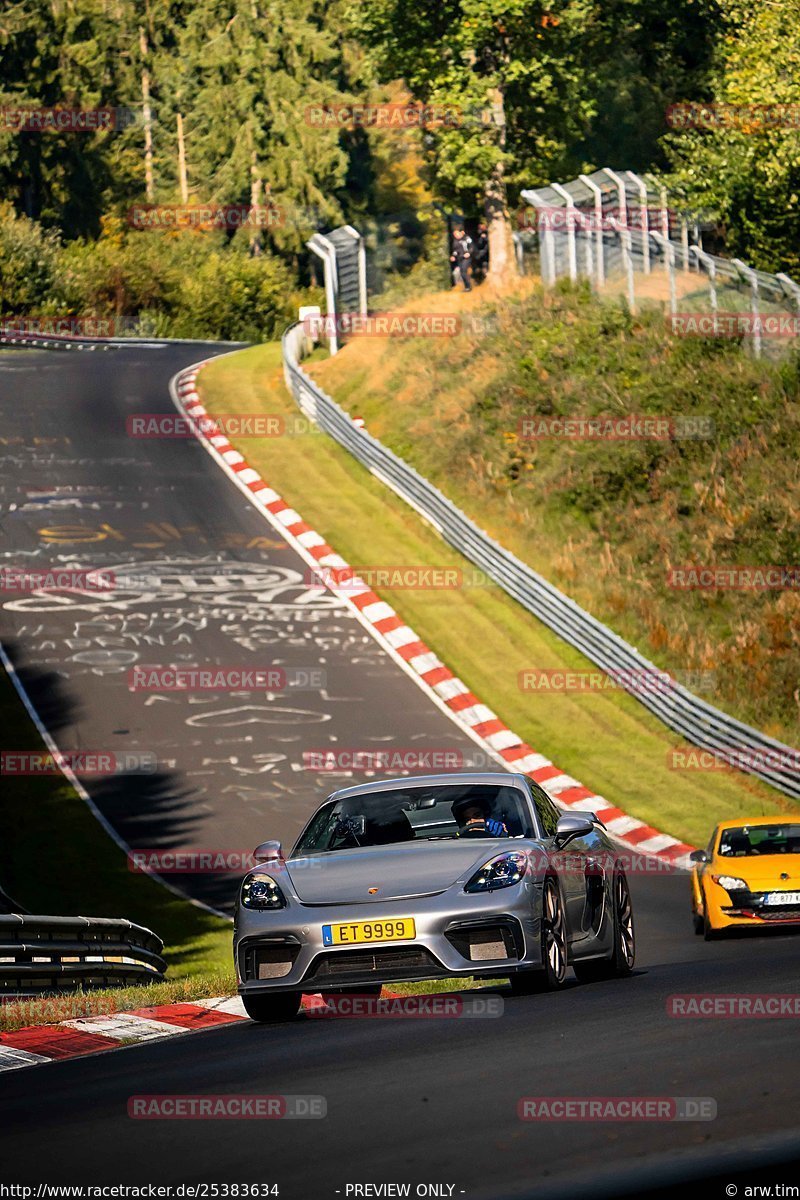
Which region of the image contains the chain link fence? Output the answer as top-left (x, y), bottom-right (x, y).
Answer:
top-left (519, 168), bottom-right (800, 359)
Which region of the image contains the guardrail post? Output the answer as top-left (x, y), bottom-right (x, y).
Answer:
top-left (306, 233), bottom-right (339, 355)
top-left (650, 231), bottom-right (677, 316)
top-left (551, 183), bottom-right (577, 282)
top-left (537, 207), bottom-right (556, 284)
top-left (680, 218), bottom-right (690, 270)
top-left (578, 174), bottom-right (605, 288)
top-left (733, 258), bottom-right (762, 358)
top-left (609, 218), bottom-right (636, 312)
top-left (627, 172), bottom-right (650, 273)
top-left (691, 246), bottom-right (718, 331)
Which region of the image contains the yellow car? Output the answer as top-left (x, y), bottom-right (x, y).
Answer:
top-left (691, 816), bottom-right (800, 939)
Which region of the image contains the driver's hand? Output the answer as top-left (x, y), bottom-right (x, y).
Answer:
top-left (485, 817), bottom-right (508, 836)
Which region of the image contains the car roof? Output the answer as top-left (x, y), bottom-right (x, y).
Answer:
top-left (327, 771), bottom-right (529, 802)
top-left (715, 814), bottom-right (800, 831)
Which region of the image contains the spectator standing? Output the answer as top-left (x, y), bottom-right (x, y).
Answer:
top-left (450, 226), bottom-right (473, 291)
top-left (472, 222), bottom-right (489, 282)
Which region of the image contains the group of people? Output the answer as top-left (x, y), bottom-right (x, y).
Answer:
top-left (449, 221), bottom-right (489, 291)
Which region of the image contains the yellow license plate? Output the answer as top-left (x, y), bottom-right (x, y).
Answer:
top-left (322, 917), bottom-right (416, 946)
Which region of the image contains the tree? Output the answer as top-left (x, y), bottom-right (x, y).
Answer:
top-left (664, 0), bottom-right (800, 274)
top-left (350, 0), bottom-right (717, 285)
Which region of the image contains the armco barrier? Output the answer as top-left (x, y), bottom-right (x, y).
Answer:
top-left (0, 914), bottom-right (166, 994)
top-left (282, 323), bottom-right (800, 800)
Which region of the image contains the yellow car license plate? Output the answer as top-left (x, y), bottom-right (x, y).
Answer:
top-left (322, 917), bottom-right (415, 946)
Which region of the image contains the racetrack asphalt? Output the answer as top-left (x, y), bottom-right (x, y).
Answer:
top-left (0, 342), bottom-right (487, 912)
top-left (1, 343), bottom-right (798, 1196)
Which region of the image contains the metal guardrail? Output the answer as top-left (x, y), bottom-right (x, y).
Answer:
top-left (0, 914), bottom-right (166, 994)
top-left (282, 323), bottom-right (800, 800)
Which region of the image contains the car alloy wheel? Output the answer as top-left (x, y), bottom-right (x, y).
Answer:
top-left (509, 876), bottom-right (568, 994)
top-left (573, 869), bottom-right (635, 982)
top-left (541, 876), bottom-right (568, 988)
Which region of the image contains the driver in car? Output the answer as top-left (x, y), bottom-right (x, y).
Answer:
top-left (452, 796), bottom-right (509, 838)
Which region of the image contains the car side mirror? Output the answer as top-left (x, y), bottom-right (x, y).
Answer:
top-left (253, 840), bottom-right (283, 863)
top-left (554, 813), bottom-right (595, 846)
top-left (689, 849), bottom-right (709, 864)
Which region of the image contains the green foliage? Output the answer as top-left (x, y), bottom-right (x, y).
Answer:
top-left (313, 284), bottom-right (800, 742)
top-left (665, 0), bottom-right (800, 273)
top-left (173, 249), bottom-right (298, 341)
top-left (58, 228), bottom-right (297, 339)
top-left (0, 202), bottom-right (61, 311)
top-left (349, 0), bottom-right (719, 211)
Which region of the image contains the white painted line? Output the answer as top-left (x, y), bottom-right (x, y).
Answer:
top-left (168, 363), bottom-right (511, 772)
top-left (635, 834), bottom-right (680, 854)
top-left (195, 996), bottom-right (248, 1017)
top-left (383, 626), bottom-right (419, 650)
top-left (457, 704), bottom-right (496, 727)
top-left (63, 1014), bottom-right (188, 1041)
top-left (541, 774), bottom-right (582, 795)
top-left (0, 1047), bottom-right (51, 1072)
top-left (604, 815), bottom-right (646, 836)
top-left (484, 729), bottom-right (524, 752)
top-left (361, 601), bottom-right (397, 623)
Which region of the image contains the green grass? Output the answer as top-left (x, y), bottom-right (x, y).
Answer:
top-left (313, 280), bottom-right (800, 745)
top-left (0, 975), bottom-right (235, 1033)
top-left (198, 342), bottom-right (792, 848)
top-left (0, 664), bottom-right (234, 996)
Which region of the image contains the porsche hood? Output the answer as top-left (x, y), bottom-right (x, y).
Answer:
top-left (283, 840), bottom-right (525, 904)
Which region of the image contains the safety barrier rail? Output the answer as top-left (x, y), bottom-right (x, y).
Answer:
top-left (282, 323), bottom-right (799, 799)
top-left (0, 914), bottom-right (166, 994)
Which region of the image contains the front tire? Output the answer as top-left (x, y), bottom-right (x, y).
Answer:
top-left (573, 869), bottom-right (635, 982)
top-left (510, 876), bottom-right (568, 994)
top-left (242, 991), bottom-right (302, 1023)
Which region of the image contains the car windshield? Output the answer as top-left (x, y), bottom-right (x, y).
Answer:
top-left (718, 824), bottom-right (800, 857)
top-left (294, 784), bottom-right (535, 853)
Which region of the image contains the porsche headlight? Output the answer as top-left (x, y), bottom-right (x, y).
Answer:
top-left (241, 873), bottom-right (286, 910)
top-left (465, 852), bottom-right (528, 893)
top-left (712, 874), bottom-right (748, 893)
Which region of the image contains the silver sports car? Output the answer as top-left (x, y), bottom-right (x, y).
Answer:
top-left (233, 772), bottom-right (635, 1021)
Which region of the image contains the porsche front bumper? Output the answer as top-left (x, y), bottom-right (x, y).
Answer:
top-left (235, 881), bottom-right (544, 995)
